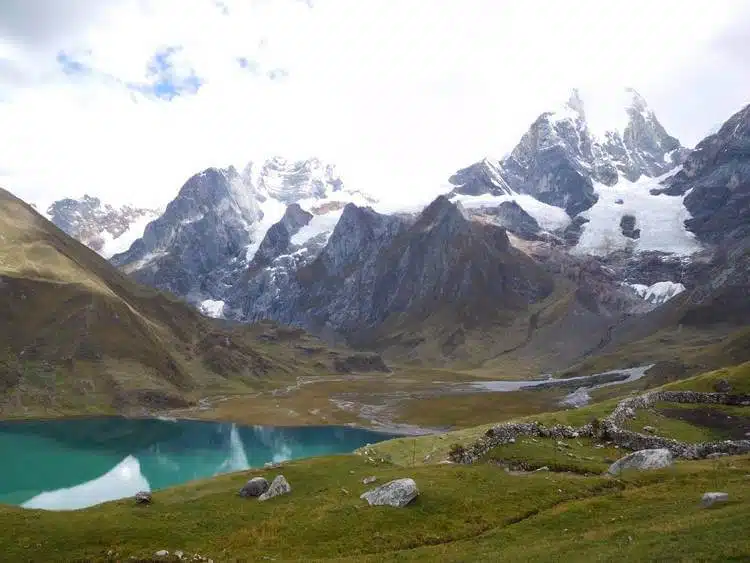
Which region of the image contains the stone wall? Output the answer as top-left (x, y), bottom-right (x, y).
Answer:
top-left (450, 390), bottom-right (750, 464)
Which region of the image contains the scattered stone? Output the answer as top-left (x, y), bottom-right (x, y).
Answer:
top-left (239, 477), bottom-right (269, 498)
top-left (341, 488), bottom-right (350, 495)
top-left (642, 426), bottom-right (656, 434)
top-left (155, 550), bottom-right (169, 558)
top-left (556, 441), bottom-right (570, 449)
top-left (135, 491), bottom-right (152, 504)
top-left (701, 492), bottom-right (729, 507)
top-left (258, 475), bottom-right (292, 502)
top-left (706, 453), bottom-right (729, 459)
top-left (607, 449), bottom-right (673, 475)
top-left (264, 462), bottom-right (282, 469)
top-left (535, 466), bottom-right (550, 472)
top-left (107, 550), bottom-right (115, 557)
top-left (508, 438), bottom-right (516, 444)
top-left (360, 478), bottom-right (419, 508)
top-left (713, 379), bottom-right (732, 393)
top-left (175, 551), bottom-right (184, 560)
top-left (362, 476), bottom-right (377, 485)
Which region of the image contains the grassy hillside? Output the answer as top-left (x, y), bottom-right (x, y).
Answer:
top-left (2, 361), bottom-right (750, 561)
top-left (0, 188), bottom-right (367, 417)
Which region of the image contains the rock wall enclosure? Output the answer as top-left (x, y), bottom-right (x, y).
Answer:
top-left (450, 390), bottom-right (750, 464)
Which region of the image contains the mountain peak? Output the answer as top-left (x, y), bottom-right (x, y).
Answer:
top-left (47, 195), bottom-right (159, 258)
top-left (625, 87), bottom-right (649, 114)
top-left (566, 88), bottom-right (586, 119)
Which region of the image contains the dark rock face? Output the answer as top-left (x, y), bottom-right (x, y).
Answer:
top-left (599, 250), bottom-right (702, 288)
top-left (563, 215), bottom-right (590, 246)
top-left (333, 353), bottom-right (390, 374)
top-left (448, 158), bottom-right (512, 196)
top-left (226, 197), bottom-right (553, 345)
top-left (479, 201), bottom-right (541, 240)
top-left (620, 214), bottom-right (641, 240)
top-left (111, 157), bottom-right (354, 305)
top-left (111, 167), bottom-right (261, 297)
top-left (659, 104), bottom-right (750, 243)
top-left (47, 195), bottom-right (158, 254)
top-left (251, 204), bottom-right (312, 269)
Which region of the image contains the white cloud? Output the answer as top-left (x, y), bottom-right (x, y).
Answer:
top-left (1, 0), bottom-right (749, 210)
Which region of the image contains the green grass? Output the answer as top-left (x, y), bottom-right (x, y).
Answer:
top-left (0, 454), bottom-right (622, 562)
top-left (665, 362), bottom-right (750, 394)
top-left (360, 457), bottom-right (750, 562)
top-left (482, 437), bottom-right (623, 474)
top-left (1, 454), bottom-right (748, 562)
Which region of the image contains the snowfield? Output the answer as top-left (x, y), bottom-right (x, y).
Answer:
top-left (626, 281), bottom-right (686, 305)
top-left (450, 192), bottom-right (571, 232)
top-left (100, 212), bottom-right (158, 259)
top-left (573, 172), bottom-right (701, 257)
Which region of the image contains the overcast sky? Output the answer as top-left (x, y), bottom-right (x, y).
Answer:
top-left (1, 0), bottom-right (749, 210)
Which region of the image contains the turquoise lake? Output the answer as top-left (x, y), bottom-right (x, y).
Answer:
top-left (0, 417), bottom-right (397, 510)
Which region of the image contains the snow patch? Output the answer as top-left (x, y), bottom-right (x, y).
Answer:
top-left (626, 281), bottom-right (686, 305)
top-left (244, 197), bottom-right (288, 261)
top-left (290, 209), bottom-right (343, 247)
top-left (573, 173), bottom-right (701, 257)
top-left (450, 192), bottom-right (571, 232)
top-left (99, 213), bottom-right (156, 259)
top-left (199, 299), bottom-right (225, 318)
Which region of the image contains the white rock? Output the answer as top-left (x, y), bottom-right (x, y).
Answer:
top-left (701, 492), bottom-right (729, 507)
top-left (607, 448), bottom-right (673, 475)
top-left (258, 475), bottom-right (291, 501)
top-left (360, 478), bottom-right (419, 508)
top-left (155, 550), bottom-right (169, 558)
top-left (362, 476), bottom-right (377, 485)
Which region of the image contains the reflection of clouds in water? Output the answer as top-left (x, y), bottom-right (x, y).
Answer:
top-left (21, 455), bottom-right (150, 511)
top-left (149, 443), bottom-right (181, 472)
top-left (252, 426), bottom-right (292, 463)
top-left (217, 424), bottom-right (250, 474)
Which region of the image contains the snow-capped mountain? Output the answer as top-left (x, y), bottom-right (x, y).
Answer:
top-left (46, 196), bottom-right (160, 258)
top-left (47, 91), bottom-right (749, 366)
top-left (111, 157), bottom-right (374, 308)
top-left (449, 88), bottom-right (700, 260)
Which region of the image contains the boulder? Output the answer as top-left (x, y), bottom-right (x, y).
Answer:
top-left (713, 379), bottom-right (732, 393)
top-left (258, 475), bottom-right (291, 502)
top-left (701, 492), bottom-right (729, 507)
top-left (360, 478), bottom-right (419, 508)
top-left (239, 477), bottom-right (269, 498)
top-left (135, 491), bottom-right (152, 504)
top-left (607, 449), bottom-right (673, 475)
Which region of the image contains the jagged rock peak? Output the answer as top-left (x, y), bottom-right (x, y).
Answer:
top-left (415, 195), bottom-right (470, 232)
top-left (448, 157), bottom-right (512, 197)
top-left (46, 194), bottom-right (159, 256)
top-left (625, 87), bottom-right (649, 114)
top-left (565, 88), bottom-right (586, 119)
